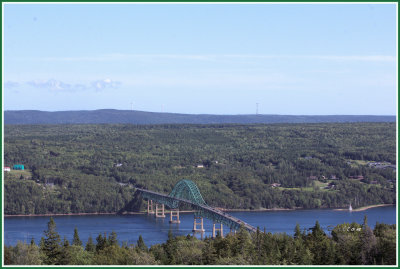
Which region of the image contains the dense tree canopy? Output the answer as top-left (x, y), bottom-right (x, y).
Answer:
top-left (4, 123), bottom-right (396, 215)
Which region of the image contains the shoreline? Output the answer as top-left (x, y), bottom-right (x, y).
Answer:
top-left (333, 204), bottom-right (395, 212)
top-left (5, 204), bottom-right (395, 217)
top-left (3, 208), bottom-right (300, 217)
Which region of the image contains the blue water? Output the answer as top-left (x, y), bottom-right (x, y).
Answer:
top-left (4, 206), bottom-right (396, 246)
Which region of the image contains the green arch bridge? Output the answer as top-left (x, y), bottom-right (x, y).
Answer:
top-left (135, 179), bottom-right (257, 233)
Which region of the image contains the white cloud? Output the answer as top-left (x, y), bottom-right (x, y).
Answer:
top-left (28, 79), bottom-right (72, 91)
top-left (26, 78), bottom-right (121, 91)
top-left (91, 78), bottom-right (121, 90)
top-left (4, 81), bottom-right (20, 88)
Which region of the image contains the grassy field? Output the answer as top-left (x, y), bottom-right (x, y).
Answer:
top-left (278, 186), bottom-right (314, 192)
top-left (278, 181), bottom-right (333, 192)
top-left (6, 170), bottom-right (32, 180)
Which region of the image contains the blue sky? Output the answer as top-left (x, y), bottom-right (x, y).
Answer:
top-left (3, 3), bottom-right (397, 115)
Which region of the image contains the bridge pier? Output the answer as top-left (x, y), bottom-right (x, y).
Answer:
top-left (147, 200), bottom-right (154, 214)
top-left (155, 203), bottom-right (165, 218)
top-left (192, 216), bottom-right (205, 233)
top-left (229, 228), bottom-right (236, 235)
top-left (212, 223), bottom-right (223, 238)
top-left (137, 180), bottom-right (258, 234)
top-left (169, 209), bottom-right (180, 223)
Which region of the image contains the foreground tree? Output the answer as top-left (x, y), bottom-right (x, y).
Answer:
top-left (136, 235), bottom-right (147, 252)
top-left (85, 235), bottom-right (96, 253)
top-left (4, 218), bottom-right (396, 266)
top-left (360, 216), bottom-right (377, 265)
top-left (6, 241), bottom-right (42, 265)
top-left (374, 223), bottom-right (396, 265)
top-left (41, 217), bottom-right (61, 264)
top-left (72, 227), bottom-right (82, 246)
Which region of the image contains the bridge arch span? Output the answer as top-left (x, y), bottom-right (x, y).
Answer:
top-left (168, 179), bottom-right (206, 208)
top-left (135, 179), bottom-right (257, 232)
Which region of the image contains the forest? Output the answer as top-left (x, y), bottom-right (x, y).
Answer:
top-left (4, 217), bottom-right (396, 265)
top-left (4, 122), bottom-right (396, 215)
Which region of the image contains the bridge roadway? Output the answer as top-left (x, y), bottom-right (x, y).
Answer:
top-left (135, 187), bottom-right (257, 233)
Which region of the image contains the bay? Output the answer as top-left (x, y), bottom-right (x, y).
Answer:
top-left (4, 206), bottom-right (396, 246)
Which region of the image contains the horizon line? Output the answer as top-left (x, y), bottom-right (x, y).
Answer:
top-left (3, 109), bottom-right (396, 117)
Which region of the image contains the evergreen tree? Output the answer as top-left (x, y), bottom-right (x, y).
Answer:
top-left (137, 235), bottom-right (147, 252)
top-left (4, 246), bottom-right (13, 265)
top-left (374, 223), bottom-right (396, 265)
top-left (293, 238), bottom-right (313, 264)
top-left (294, 223), bottom-right (302, 240)
top-left (311, 221), bottom-right (325, 239)
top-left (41, 217), bottom-right (61, 265)
top-left (307, 221), bottom-right (330, 265)
top-left (39, 237), bottom-right (45, 250)
top-left (167, 230), bottom-right (174, 241)
top-left (202, 239), bottom-right (217, 264)
top-left (96, 233), bottom-right (107, 252)
top-left (72, 227), bottom-right (82, 246)
top-left (360, 220), bottom-right (377, 265)
top-left (85, 235), bottom-right (96, 252)
top-left (254, 227), bottom-right (262, 263)
top-left (63, 237), bottom-right (70, 247)
top-left (164, 230), bottom-right (178, 264)
top-left (59, 237), bottom-right (71, 265)
top-left (108, 231), bottom-right (118, 246)
top-left (363, 215), bottom-right (368, 227)
top-left (236, 225), bottom-right (254, 256)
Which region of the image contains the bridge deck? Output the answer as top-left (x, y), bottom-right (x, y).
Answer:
top-left (135, 187), bottom-right (257, 233)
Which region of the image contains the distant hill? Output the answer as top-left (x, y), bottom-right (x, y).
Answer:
top-left (4, 109), bottom-right (396, 125)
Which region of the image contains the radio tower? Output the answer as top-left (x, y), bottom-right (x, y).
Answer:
top-left (256, 103), bottom-right (259, 115)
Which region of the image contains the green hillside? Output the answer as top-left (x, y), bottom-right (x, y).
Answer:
top-left (4, 123), bottom-right (396, 215)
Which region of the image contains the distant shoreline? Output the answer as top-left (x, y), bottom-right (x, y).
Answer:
top-left (4, 212), bottom-right (121, 217)
top-left (333, 204), bottom-right (395, 212)
top-left (5, 109), bottom-right (395, 125)
top-left (3, 208), bottom-right (296, 217)
top-left (5, 204), bottom-right (394, 217)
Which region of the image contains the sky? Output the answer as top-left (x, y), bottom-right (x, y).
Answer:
top-left (3, 3), bottom-right (397, 115)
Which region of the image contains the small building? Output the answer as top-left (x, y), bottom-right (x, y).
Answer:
top-left (4, 167), bottom-right (10, 172)
top-left (325, 184), bottom-right (335, 190)
top-left (330, 175), bottom-right (337, 180)
top-left (271, 183), bottom-right (281, 188)
top-left (13, 164), bottom-right (24, 170)
top-left (196, 164), bottom-right (204, 168)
